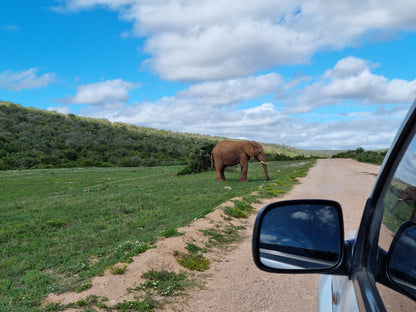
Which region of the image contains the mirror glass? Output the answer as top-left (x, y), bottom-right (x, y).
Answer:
top-left (388, 223), bottom-right (416, 299)
top-left (259, 202), bottom-right (342, 270)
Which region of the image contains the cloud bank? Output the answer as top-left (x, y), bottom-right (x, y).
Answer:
top-left (58, 56), bottom-right (414, 149)
top-left (57, 0), bottom-right (416, 81)
top-left (6, 0), bottom-right (416, 150)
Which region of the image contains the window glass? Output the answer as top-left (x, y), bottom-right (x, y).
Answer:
top-left (377, 135), bottom-right (416, 310)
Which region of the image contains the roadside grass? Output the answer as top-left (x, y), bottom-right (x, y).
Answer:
top-left (0, 159), bottom-right (314, 311)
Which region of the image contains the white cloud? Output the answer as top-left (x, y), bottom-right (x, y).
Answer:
top-left (175, 73), bottom-right (283, 107)
top-left (76, 74), bottom-right (287, 138)
top-left (65, 63), bottom-right (414, 150)
top-left (286, 57), bottom-right (416, 113)
top-left (58, 0), bottom-right (416, 81)
top-left (61, 79), bottom-right (140, 109)
top-left (0, 68), bottom-right (56, 91)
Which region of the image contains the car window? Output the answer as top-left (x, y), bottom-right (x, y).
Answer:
top-left (377, 134), bottom-right (416, 311)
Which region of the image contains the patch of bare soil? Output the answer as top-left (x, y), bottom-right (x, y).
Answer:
top-left (44, 159), bottom-right (381, 312)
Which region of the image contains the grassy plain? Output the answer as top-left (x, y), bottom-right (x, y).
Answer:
top-left (0, 160), bottom-right (314, 311)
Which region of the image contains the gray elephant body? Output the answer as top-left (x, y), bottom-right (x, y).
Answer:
top-left (211, 140), bottom-right (270, 182)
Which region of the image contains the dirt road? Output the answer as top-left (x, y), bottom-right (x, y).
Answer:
top-left (46, 159), bottom-right (381, 312)
top-left (176, 159), bottom-right (380, 312)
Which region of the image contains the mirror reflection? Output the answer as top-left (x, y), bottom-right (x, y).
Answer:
top-left (259, 203), bottom-right (342, 270)
top-left (388, 222), bottom-right (416, 299)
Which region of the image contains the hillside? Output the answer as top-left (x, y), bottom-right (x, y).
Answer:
top-left (0, 101), bottom-right (222, 170)
top-left (0, 101), bottom-right (315, 170)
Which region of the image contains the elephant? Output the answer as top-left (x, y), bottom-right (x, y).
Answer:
top-left (211, 140), bottom-right (270, 182)
top-left (390, 185), bottom-right (416, 222)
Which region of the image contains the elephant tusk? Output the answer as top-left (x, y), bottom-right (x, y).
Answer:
top-left (260, 160), bottom-right (267, 165)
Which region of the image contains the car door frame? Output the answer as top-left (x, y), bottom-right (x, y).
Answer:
top-left (350, 100), bottom-right (416, 311)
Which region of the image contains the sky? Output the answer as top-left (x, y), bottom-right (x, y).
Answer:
top-left (1, 1), bottom-right (416, 150)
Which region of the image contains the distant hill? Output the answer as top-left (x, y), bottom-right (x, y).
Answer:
top-left (0, 101), bottom-right (314, 170)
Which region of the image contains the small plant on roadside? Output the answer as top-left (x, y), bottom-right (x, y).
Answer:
top-left (176, 253), bottom-right (210, 271)
top-left (42, 302), bottom-right (66, 311)
top-left (140, 270), bottom-right (190, 296)
top-left (76, 281), bottom-right (92, 293)
top-left (66, 295), bottom-right (108, 310)
top-left (261, 186), bottom-right (285, 197)
top-left (109, 263), bottom-right (128, 275)
top-left (223, 206), bottom-right (248, 218)
top-left (113, 296), bottom-right (158, 311)
top-left (112, 240), bottom-right (152, 263)
top-left (185, 242), bottom-right (206, 254)
top-left (223, 199), bottom-right (255, 218)
top-left (233, 199), bottom-right (254, 213)
top-left (201, 224), bottom-right (243, 249)
top-left (161, 227), bottom-right (184, 238)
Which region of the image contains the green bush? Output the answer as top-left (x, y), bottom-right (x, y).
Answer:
top-left (332, 147), bottom-right (387, 165)
top-left (177, 143), bottom-right (216, 175)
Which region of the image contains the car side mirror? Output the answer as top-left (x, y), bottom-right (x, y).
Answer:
top-left (252, 200), bottom-right (344, 273)
top-left (387, 222), bottom-right (416, 300)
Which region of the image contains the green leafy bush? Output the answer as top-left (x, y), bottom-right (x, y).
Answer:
top-left (177, 143), bottom-right (216, 175)
top-left (332, 147), bottom-right (387, 165)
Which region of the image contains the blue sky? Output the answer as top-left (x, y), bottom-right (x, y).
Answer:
top-left (1, 1), bottom-right (416, 150)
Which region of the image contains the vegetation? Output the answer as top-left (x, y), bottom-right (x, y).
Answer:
top-left (55, 294), bottom-right (158, 311)
top-left (332, 147), bottom-right (387, 165)
top-left (175, 253), bottom-right (210, 271)
top-left (177, 143), bottom-right (216, 175)
top-left (0, 101), bottom-right (221, 170)
top-left (0, 159), bottom-right (314, 311)
top-left (223, 198), bottom-right (256, 218)
top-left (140, 270), bottom-right (190, 297)
top-left (113, 297), bottom-right (157, 312)
top-left (109, 263), bottom-right (128, 275)
top-left (0, 101), bottom-right (312, 171)
top-left (161, 227), bottom-right (184, 238)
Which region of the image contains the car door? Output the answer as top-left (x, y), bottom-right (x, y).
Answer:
top-left (252, 100), bottom-right (416, 311)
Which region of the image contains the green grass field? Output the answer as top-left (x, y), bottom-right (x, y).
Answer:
top-left (0, 160), bottom-right (314, 311)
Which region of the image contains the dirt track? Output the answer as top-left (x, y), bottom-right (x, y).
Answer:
top-left (46, 159), bottom-right (380, 312)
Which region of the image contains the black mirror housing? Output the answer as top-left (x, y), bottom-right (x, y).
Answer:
top-left (253, 199), bottom-right (345, 273)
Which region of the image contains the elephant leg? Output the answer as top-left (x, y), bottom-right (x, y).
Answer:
top-left (220, 166), bottom-right (226, 181)
top-left (239, 165), bottom-right (248, 182)
top-left (216, 165), bottom-right (226, 182)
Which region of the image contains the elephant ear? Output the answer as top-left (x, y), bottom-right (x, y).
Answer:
top-left (243, 141), bottom-right (256, 158)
